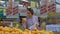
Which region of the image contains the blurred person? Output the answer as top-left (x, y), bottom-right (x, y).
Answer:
top-left (26, 8), bottom-right (39, 30)
top-left (21, 18), bottom-right (26, 29)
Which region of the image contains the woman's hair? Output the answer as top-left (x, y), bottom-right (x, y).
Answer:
top-left (27, 8), bottom-right (34, 15)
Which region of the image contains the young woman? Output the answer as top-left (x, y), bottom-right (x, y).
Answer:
top-left (26, 8), bottom-right (39, 30)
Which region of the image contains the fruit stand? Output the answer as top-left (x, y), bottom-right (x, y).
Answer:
top-left (0, 26), bottom-right (54, 34)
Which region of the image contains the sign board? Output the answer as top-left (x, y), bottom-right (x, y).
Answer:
top-left (48, 3), bottom-right (56, 12)
top-left (30, 1), bottom-right (36, 7)
top-left (6, 6), bottom-right (19, 18)
top-left (12, 6), bottom-right (18, 15)
top-left (19, 7), bottom-right (27, 16)
top-left (6, 6), bottom-right (18, 15)
top-left (40, 0), bottom-right (47, 14)
top-left (6, 2), bottom-right (19, 18)
top-left (40, 0), bottom-right (56, 15)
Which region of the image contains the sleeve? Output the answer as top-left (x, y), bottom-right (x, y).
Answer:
top-left (34, 16), bottom-right (39, 25)
top-left (29, 17), bottom-right (39, 30)
top-left (36, 17), bottom-right (39, 25)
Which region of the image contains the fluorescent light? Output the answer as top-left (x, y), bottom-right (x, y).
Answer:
top-left (22, 0), bottom-right (26, 1)
top-left (0, 1), bottom-right (5, 3)
top-left (18, 4), bottom-right (23, 7)
top-left (21, 0), bottom-right (28, 2)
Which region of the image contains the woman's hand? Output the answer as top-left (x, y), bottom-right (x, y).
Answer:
top-left (22, 24), bottom-right (26, 29)
top-left (36, 24), bottom-right (39, 29)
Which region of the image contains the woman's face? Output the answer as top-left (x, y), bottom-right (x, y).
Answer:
top-left (27, 11), bottom-right (32, 17)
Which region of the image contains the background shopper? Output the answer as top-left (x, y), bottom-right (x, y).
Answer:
top-left (26, 8), bottom-right (39, 30)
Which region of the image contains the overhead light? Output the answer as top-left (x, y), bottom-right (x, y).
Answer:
top-left (21, 0), bottom-right (28, 2)
top-left (28, 6), bottom-right (31, 8)
top-left (18, 4), bottom-right (23, 7)
top-left (0, 1), bottom-right (5, 3)
top-left (22, 0), bottom-right (27, 1)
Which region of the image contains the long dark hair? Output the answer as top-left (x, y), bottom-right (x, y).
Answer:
top-left (27, 8), bottom-right (34, 15)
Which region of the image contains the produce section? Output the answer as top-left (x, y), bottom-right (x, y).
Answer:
top-left (0, 26), bottom-right (54, 34)
top-left (0, 0), bottom-right (60, 34)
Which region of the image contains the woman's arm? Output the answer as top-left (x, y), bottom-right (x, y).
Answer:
top-left (33, 16), bottom-right (39, 29)
top-left (22, 23), bottom-right (26, 29)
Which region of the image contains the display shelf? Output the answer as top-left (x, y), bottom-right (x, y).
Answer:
top-left (0, 18), bottom-right (20, 28)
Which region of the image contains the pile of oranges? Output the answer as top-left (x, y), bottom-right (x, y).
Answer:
top-left (0, 26), bottom-right (54, 34)
top-left (0, 26), bottom-right (22, 34)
